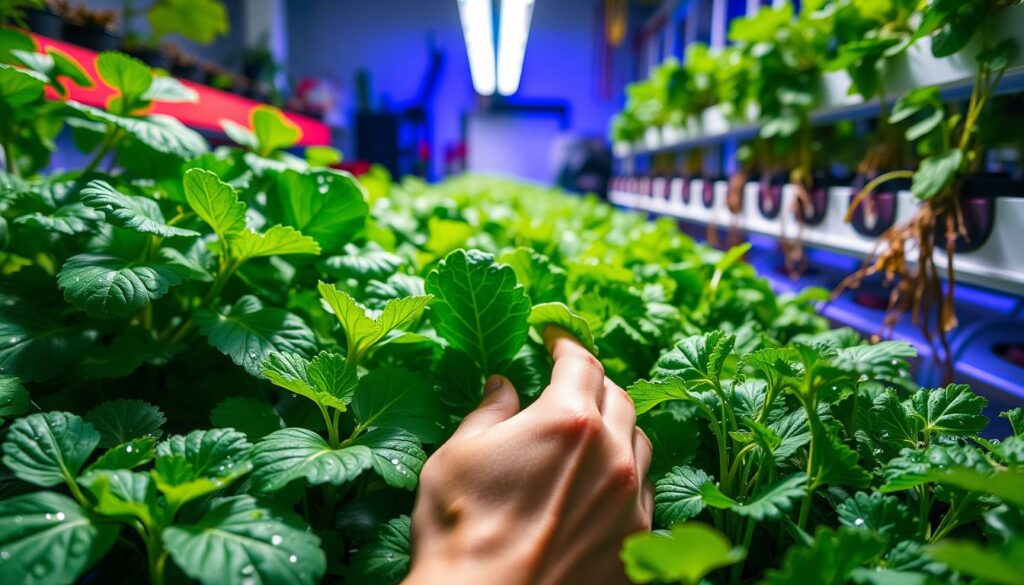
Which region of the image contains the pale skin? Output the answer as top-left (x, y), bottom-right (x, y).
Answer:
top-left (403, 326), bottom-right (654, 585)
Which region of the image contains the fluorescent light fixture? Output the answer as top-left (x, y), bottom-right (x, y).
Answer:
top-left (457, 0), bottom-right (497, 95)
top-left (496, 0), bottom-right (534, 96)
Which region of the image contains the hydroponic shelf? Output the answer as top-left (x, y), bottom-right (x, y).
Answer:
top-left (29, 33), bottom-right (331, 146)
top-left (609, 181), bottom-right (1024, 297)
top-left (613, 6), bottom-right (1024, 157)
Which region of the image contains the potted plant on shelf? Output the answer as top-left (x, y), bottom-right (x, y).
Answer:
top-left (826, 0), bottom-right (917, 239)
top-left (836, 0), bottom-right (1022, 380)
top-left (121, 0), bottom-right (229, 70)
top-left (1, 0), bottom-right (45, 31)
top-left (60, 1), bottom-right (120, 51)
top-left (728, 0), bottom-right (831, 276)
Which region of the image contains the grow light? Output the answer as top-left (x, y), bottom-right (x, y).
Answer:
top-left (496, 0), bottom-right (535, 95)
top-left (457, 0), bottom-right (497, 95)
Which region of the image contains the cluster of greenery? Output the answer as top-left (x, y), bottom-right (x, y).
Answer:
top-left (1, 25), bottom-right (1022, 585)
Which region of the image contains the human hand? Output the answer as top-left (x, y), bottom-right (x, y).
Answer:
top-left (403, 326), bottom-right (653, 585)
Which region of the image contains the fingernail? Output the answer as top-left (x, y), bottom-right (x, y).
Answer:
top-left (484, 375), bottom-right (504, 394)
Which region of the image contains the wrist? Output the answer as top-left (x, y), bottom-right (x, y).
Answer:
top-left (403, 550), bottom-right (536, 585)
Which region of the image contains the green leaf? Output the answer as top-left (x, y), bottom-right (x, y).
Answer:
top-left (621, 522), bottom-right (745, 585)
top-left (0, 64), bottom-right (44, 106)
top-left (527, 301), bottom-right (598, 355)
top-left (1, 412), bottom-right (99, 487)
top-left (85, 399), bottom-right (166, 448)
top-left (14, 203), bottom-right (101, 236)
top-left (86, 436), bottom-right (157, 471)
top-left (321, 245), bottom-right (403, 282)
top-left (157, 428), bottom-right (253, 479)
top-left (251, 105), bottom-right (301, 157)
top-left (871, 390), bottom-right (922, 450)
top-left (655, 466), bottom-right (712, 527)
top-left (352, 366), bottom-right (444, 443)
top-left (228, 225), bottom-right (321, 260)
top-left (270, 169), bottom-right (368, 251)
top-left (769, 408), bottom-right (812, 463)
top-left (836, 492), bottom-right (914, 542)
top-left (81, 180), bottom-right (199, 238)
top-left (977, 38), bottom-right (1019, 71)
top-left (163, 495), bottom-right (326, 585)
top-left (10, 47), bottom-right (93, 96)
top-left (911, 149), bottom-right (962, 200)
top-left (79, 469), bottom-right (160, 526)
top-left (925, 539), bottom-right (1024, 585)
top-left (183, 168), bottom-right (247, 239)
top-left (0, 302), bottom-right (92, 383)
top-left (57, 253), bottom-right (187, 318)
top-left (1002, 408), bottom-right (1023, 437)
top-left (210, 397), bottom-right (285, 441)
top-left (423, 217), bottom-right (474, 256)
top-left (220, 119), bottom-right (257, 150)
top-left (351, 427), bottom-right (426, 490)
top-left (702, 473), bottom-right (807, 521)
top-left (251, 427), bottom-right (372, 492)
top-left (263, 351), bottom-right (354, 411)
top-left (910, 384), bottom-right (988, 437)
top-left (347, 516), bottom-right (411, 585)
top-left (65, 102), bottom-right (208, 159)
top-left (306, 145), bottom-right (342, 167)
top-left (141, 75), bottom-right (198, 103)
top-left (833, 341), bottom-right (916, 381)
top-left (642, 410), bottom-right (700, 479)
top-left (195, 295), bottom-right (317, 377)
top-left (148, 0), bottom-right (230, 45)
top-left (0, 375), bottom-right (30, 421)
top-left (810, 421), bottom-right (871, 489)
top-left (153, 428), bottom-right (253, 507)
top-left (425, 249), bottom-right (531, 375)
top-left (927, 467), bottom-right (1024, 508)
top-left (95, 52), bottom-right (152, 111)
top-left (628, 378), bottom-right (699, 415)
top-left (0, 492), bottom-right (119, 585)
top-left (652, 331), bottom-right (735, 392)
top-left (497, 247), bottom-right (567, 303)
top-left (765, 527), bottom-right (886, 585)
top-left (318, 281), bottom-right (432, 362)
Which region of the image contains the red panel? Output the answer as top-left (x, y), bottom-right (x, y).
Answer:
top-left (30, 34), bottom-right (331, 146)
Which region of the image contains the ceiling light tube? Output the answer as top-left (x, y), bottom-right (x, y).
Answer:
top-left (457, 0), bottom-right (497, 95)
top-left (496, 0), bottom-right (534, 96)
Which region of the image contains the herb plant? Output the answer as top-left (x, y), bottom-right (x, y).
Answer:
top-left (1, 25), bottom-right (1021, 585)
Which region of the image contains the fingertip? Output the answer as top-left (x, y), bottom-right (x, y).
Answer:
top-left (541, 324), bottom-right (571, 348)
top-left (484, 374), bottom-right (506, 395)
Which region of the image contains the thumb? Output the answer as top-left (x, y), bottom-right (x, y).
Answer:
top-left (452, 375), bottom-right (520, 439)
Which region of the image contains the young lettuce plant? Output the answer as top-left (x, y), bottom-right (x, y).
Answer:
top-left (728, 1), bottom-right (831, 276)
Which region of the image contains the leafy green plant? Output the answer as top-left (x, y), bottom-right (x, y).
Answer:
top-left (622, 329), bottom-right (1022, 584)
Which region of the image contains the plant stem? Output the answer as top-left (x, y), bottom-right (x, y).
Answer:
top-left (730, 518), bottom-right (757, 585)
top-left (844, 170), bottom-right (915, 222)
top-left (82, 130), bottom-right (119, 176)
top-left (918, 485), bottom-right (932, 540)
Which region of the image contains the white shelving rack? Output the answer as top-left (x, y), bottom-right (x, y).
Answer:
top-left (609, 181), bottom-right (1024, 297)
